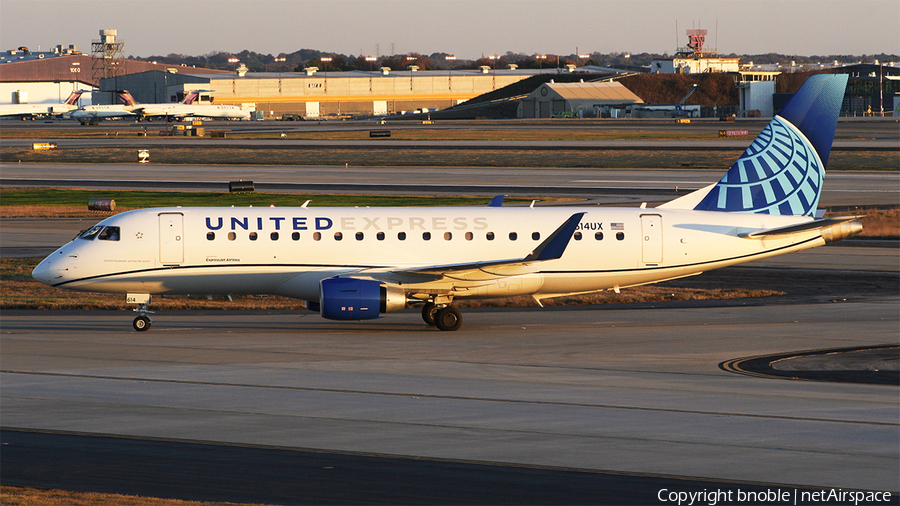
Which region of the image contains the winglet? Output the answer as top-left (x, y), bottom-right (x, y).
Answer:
top-left (524, 212), bottom-right (584, 262)
top-left (487, 195), bottom-right (505, 207)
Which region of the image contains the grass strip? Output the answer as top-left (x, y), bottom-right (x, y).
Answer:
top-left (0, 127), bottom-right (729, 141)
top-left (4, 146), bottom-right (894, 170)
top-left (0, 486), bottom-right (268, 506)
top-left (0, 188), bottom-right (543, 218)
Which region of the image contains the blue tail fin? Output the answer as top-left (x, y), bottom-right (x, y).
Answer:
top-left (694, 74), bottom-right (848, 216)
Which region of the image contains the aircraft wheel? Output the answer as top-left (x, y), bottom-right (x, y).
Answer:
top-left (422, 302), bottom-right (440, 326)
top-left (133, 316), bottom-right (151, 332)
top-left (434, 306), bottom-right (462, 331)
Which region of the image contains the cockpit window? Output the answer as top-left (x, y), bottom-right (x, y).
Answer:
top-left (98, 226), bottom-right (120, 241)
top-left (77, 226), bottom-right (120, 241)
top-left (77, 225), bottom-right (104, 240)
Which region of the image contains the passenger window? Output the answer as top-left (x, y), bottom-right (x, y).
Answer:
top-left (444, 232), bottom-right (452, 241)
top-left (595, 232), bottom-right (603, 241)
top-left (228, 232), bottom-right (236, 241)
top-left (97, 226), bottom-right (120, 241)
top-left (78, 225), bottom-right (104, 240)
top-left (292, 232), bottom-right (300, 241)
top-left (313, 232), bottom-right (321, 241)
top-left (377, 232), bottom-right (385, 241)
top-left (423, 232), bottom-right (431, 241)
top-left (270, 232), bottom-right (279, 241)
top-left (509, 232), bottom-right (517, 241)
top-left (398, 232), bottom-right (406, 241)
top-left (574, 232), bottom-right (582, 241)
top-left (486, 232), bottom-right (494, 241)
top-left (532, 232), bottom-right (540, 241)
top-left (465, 232), bottom-right (473, 241)
top-left (356, 232), bottom-right (364, 241)
top-left (207, 232), bottom-right (215, 241)
top-left (334, 232), bottom-right (342, 241)
top-left (249, 232), bottom-right (258, 241)
top-left (616, 232), bottom-right (625, 241)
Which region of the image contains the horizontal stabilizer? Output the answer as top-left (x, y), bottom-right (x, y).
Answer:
top-left (741, 216), bottom-right (862, 242)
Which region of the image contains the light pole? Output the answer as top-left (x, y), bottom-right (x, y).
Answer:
top-left (445, 55), bottom-right (456, 90)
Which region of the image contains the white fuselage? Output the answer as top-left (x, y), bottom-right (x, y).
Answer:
top-left (69, 105), bottom-right (137, 120)
top-left (33, 206), bottom-right (822, 302)
top-left (0, 103), bottom-right (77, 117)
top-left (136, 103), bottom-right (250, 120)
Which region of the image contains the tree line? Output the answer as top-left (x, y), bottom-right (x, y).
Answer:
top-left (127, 49), bottom-right (897, 73)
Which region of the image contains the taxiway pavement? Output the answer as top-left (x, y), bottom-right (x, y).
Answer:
top-left (2, 296), bottom-right (898, 504)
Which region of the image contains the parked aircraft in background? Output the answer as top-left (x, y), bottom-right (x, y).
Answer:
top-left (0, 90), bottom-right (84, 119)
top-left (68, 90), bottom-right (138, 122)
top-left (33, 75), bottom-right (859, 332)
top-left (126, 90), bottom-right (252, 121)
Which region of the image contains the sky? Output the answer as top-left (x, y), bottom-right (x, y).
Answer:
top-left (1, 0), bottom-right (897, 59)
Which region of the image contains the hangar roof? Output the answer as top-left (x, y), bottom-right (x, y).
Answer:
top-left (0, 54), bottom-right (230, 87)
top-left (197, 68), bottom-right (566, 80)
top-left (541, 81), bottom-right (644, 104)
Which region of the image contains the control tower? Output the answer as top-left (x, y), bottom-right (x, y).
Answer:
top-left (677, 29), bottom-right (715, 58)
top-left (651, 27), bottom-right (737, 74)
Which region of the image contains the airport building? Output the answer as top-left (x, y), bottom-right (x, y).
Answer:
top-left (3, 28), bottom-right (896, 119)
top-left (99, 67), bottom-right (548, 119)
top-left (0, 33), bottom-right (229, 106)
top-left (517, 81), bottom-right (644, 118)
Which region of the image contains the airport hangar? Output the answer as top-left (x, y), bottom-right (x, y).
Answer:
top-left (97, 66), bottom-right (577, 119)
top-left (0, 46), bottom-right (230, 106)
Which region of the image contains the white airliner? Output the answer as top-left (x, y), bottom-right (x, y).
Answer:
top-left (68, 90), bottom-right (138, 122)
top-left (129, 90), bottom-right (251, 121)
top-left (33, 75), bottom-right (861, 331)
top-left (0, 90), bottom-right (84, 119)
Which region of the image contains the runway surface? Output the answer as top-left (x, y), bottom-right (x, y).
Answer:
top-left (3, 115), bottom-right (898, 140)
top-left (2, 164), bottom-right (897, 207)
top-left (2, 295), bottom-right (898, 504)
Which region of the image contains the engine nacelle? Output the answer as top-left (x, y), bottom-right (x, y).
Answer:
top-left (319, 277), bottom-right (408, 320)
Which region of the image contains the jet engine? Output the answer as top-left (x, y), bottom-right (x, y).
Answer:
top-left (317, 277), bottom-right (408, 320)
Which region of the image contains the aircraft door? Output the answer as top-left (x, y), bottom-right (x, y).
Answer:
top-left (159, 213), bottom-right (184, 265)
top-left (640, 214), bottom-right (663, 265)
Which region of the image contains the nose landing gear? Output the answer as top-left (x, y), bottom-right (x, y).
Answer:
top-left (128, 294), bottom-right (154, 332)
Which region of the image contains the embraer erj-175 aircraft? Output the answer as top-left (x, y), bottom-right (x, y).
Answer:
top-left (33, 75), bottom-right (861, 331)
top-left (0, 90), bottom-right (83, 119)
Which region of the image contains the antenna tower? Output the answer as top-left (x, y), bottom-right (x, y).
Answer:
top-left (92, 29), bottom-right (125, 82)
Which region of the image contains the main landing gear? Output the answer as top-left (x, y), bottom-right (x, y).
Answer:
top-left (421, 301), bottom-right (462, 331)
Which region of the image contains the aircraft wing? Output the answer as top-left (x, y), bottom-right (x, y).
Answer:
top-left (365, 212), bottom-right (585, 283)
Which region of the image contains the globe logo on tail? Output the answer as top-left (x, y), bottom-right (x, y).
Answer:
top-left (695, 116), bottom-right (823, 216)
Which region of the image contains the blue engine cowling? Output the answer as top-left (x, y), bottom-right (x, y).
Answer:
top-left (318, 277), bottom-right (407, 320)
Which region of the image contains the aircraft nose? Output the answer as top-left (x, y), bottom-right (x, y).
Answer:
top-left (32, 255), bottom-right (63, 286)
